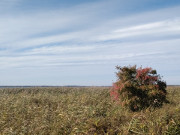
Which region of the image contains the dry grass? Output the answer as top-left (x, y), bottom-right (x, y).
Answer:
top-left (0, 86), bottom-right (180, 134)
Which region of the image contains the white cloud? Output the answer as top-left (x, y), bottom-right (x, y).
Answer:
top-left (98, 19), bottom-right (180, 41)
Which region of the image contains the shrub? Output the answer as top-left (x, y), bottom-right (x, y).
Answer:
top-left (110, 65), bottom-right (167, 111)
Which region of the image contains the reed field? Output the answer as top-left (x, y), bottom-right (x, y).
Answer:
top-left (0, 86), bottom-right (179, 135)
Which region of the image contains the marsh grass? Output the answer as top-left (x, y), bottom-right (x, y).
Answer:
top-left (0, 86), bottom-right (180, 134)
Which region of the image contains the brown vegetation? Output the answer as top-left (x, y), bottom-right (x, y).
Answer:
top-left (0, 86), bottom-right (179, 134)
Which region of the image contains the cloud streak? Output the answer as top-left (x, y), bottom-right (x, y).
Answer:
top-left (98, 19), bottom-right (180, 41)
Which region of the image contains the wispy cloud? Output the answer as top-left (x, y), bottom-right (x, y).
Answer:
top-left (98, 19), bottom-right (180, 41)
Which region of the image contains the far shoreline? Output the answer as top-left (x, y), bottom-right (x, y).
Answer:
top-left (0, 85), bottom-right (180, 88)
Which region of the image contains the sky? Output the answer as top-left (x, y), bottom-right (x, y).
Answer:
top-left (0, 0), bottom-right (180, 86)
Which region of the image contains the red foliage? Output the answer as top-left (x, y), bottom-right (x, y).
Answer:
top-left (136, 67), bottom-right (158, 85)
top-left (110, 83), bottom-right (119, 101)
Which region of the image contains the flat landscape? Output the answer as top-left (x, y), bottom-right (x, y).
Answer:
top-left (0, 86), bottom-right (179, 134)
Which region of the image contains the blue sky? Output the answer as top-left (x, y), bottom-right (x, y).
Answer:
top-left (0, 0), bottom-right (180, 86)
